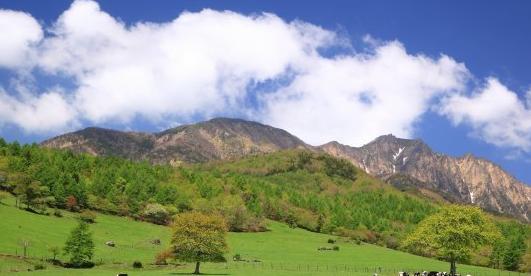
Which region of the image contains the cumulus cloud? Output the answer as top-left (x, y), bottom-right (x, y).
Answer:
top-left (260, 42), bottom-right (468, 145)
top-left (438, 78), bottom-right (531, 151)
top-left (0, 87), bottom-right (79, 134)
top-left (37, 0), bottom-right (336, 124)
top-left (1, 0), bottom-right (529, 153)
top-left (0, 9), bottom-right (42, 68)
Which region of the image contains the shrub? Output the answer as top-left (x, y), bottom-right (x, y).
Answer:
top-left (79, 210), bottom-right (97, 223)
top-left (141, 203), bottom-right (170, 225)
top-left (133, 261), bottom-right (143, 268)
top-left (327, 238), bottom-right (336, 244)
top-left (154, 250), bottom-right (173, 265)
top-left (385, 236), bottom-right (399, 249)
top-left (53, 209), bottom-right (63, 217)
top-left (66, 195), bottom-right (78, 211)
top-left (0, 191), bottom-right (9, 204)
top-left (34, 264), bottom-right (46, 270)
top-left (241, 217), bottom-right (267, 232)
top-left (332, 246), bottom-right (340, 251)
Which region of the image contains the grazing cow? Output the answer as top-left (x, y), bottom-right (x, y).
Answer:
top-left (105, 241), bottom-right (115, 247)
top-left (427, 271), bottom-right (439, 276)
top-left (398, 271), bottom-right (409, 276)
top-left (422, 271), bottom-right (428, 276)
top-left (117, 274), bottom-right (128, 276)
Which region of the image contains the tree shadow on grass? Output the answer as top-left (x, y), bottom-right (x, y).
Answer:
top-left (168, 273), bottom-right (231, 275)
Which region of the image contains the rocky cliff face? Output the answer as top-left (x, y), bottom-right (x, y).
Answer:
top-left (41, 118), bottom-right (312, 165)
top-left (319, 134), bottom-right (531, 221)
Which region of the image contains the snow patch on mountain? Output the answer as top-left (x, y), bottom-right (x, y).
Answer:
top-left (393, 147), bottom-right (405, 161)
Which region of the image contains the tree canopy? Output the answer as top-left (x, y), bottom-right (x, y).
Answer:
top-left (402, 205), bottom-right (503, 275)
top-left (64, 221), bottom-right (95, 267)
top-left (170, 212), bottom-right (228, 274)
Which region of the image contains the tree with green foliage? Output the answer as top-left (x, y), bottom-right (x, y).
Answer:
top-left (489, 239), bottom-right (505, 269)
top-left (402, 205), bottom-right (502, 276)
top-left (46, 245), bottom-right (61, 261)
top-left (14, 179), bottom-right (44, 210)
top-left (316, 213), bottom-right (325, 233)
top-left (64, 221), bottom-right (94, 267)
top-left (170, 212), bottom-right (228, 274)
top-left (503, 234), bottom-right (526, 270)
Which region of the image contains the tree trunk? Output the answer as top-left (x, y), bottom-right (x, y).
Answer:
top-left (450, 259), bottom-right (456, 276)
top-left (193, 261), bottom-right (201, 274)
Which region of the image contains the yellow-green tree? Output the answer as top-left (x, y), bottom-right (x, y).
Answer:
top-left (402, 205), bottom-right (502, 276)
top-left (170, 212), bottom-right (228, 274)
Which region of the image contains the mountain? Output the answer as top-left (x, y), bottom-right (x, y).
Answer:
top-left (41, 118), bottom-right (312, 165)
top-left (319, 134), bottom-right (531, 221)
top-left (42, 118), bottom-right (531, 221)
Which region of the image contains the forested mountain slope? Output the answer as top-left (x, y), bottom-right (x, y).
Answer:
top-left (41, 118), bottom-right (531, 222)
top-left (41, 118), bottom-right (312, 164)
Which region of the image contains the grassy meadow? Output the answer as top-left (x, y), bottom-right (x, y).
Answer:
top-left (0, 194), bottom-right (522, 276)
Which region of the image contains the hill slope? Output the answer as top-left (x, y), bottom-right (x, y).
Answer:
top-left (0, 194), bottom-right (514, 276)
top-left (41, 118), bottom-right (312, 164)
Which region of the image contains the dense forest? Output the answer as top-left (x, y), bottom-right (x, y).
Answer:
top-left (0, 138), bottom-right (529, 271)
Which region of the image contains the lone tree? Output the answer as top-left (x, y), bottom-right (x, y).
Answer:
top-left (46, 245), bottom-right (61, 261)
top-left (170, 212), bottom-right (228, 274)
top-left (402, 205), bottom-right (502, 276)
top-left (18, 238), bottom-right (31, 258)
top-left (64, 221), bottom-right (94, 267)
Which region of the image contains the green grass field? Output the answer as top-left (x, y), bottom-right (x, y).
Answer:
top-left (0, 195), bottom-right (523, 276)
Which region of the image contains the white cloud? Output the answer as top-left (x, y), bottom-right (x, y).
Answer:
top-left (0, 87), bottom-right (79, 134)
top-left (260, 41), bottom-right (468, 145)
top-left (2, 0), bottom-right (529, 154)
top-left (36, 1), bottom-right (336, 124)
top-left (0, 9), bottom-right (43, 68)
top-left (438, 78), bottom-right (531, 151)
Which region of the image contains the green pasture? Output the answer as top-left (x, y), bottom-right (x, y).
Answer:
top-left (0, 195), bottom-right (521, 276)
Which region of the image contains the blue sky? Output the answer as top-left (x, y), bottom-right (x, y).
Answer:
top-left (1, 0), bottom-right (531, 184)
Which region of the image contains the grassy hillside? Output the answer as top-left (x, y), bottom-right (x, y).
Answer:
top-left (0, 194), bottom-right (517, 276)
top-left (0, 195), bottom-right (169, 265)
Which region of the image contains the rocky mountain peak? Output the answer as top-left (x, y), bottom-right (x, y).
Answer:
top-left (319, 135), bottom-right (531, 221)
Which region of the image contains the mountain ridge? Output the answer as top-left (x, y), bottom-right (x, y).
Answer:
top-left (41, 117), bottom-right (531, 221)
top-left (319, 134), bottom-right (531, 221)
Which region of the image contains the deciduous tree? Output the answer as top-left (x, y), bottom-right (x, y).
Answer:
top-left (170, 212), bottom-right (228, 274)
top-left (402, 205), bottom-right (502, 276)
top-left (503, 234), bottom-right (526, 271)
top-left (18, 238), bottom-right (31, 258)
